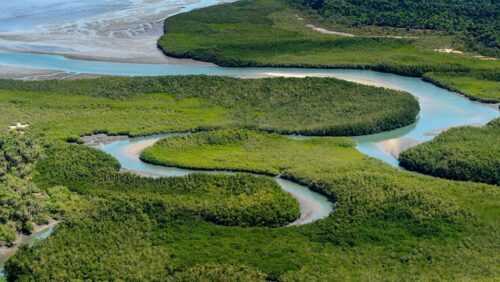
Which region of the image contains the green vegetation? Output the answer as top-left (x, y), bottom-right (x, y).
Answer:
top-left (141, 129), bottom-right (356, 175)
top-left (34, 143), bottom-right (300, 227)
top-left (5, 204), bottom-right (272, 281)
top-left (0, 73), bottom-right (497, 280)
top-left (159, 0), bottom-right (500, 102)
top-left (400, 118), bottom-right (500, 185)
top-left (0, 133), bottom-right (79, 246)
top-left (4, 142), bottom-right (299, 281)
top-left (8, 129), bottom-right (500, 280)
top-left (0, 133), bottom-right (44, 244)
top-left (423, 71), bottom-right (500, 102)
top-left (292, 0), bottom-right (499, 57)
top-left (0, 76), bottom-right (419, 138)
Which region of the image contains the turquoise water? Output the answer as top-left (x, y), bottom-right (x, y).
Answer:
top-left (1, 50), bottom-right (498, 165)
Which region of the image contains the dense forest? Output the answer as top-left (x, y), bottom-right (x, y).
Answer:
top-left (0, 134), bottom-right (52, 246)
top-left (34, 144), bottom-right (300, 227)
top-left (0, 85), bottom-right (498, 279)
top-left (0, 133), bottom-right (45, 245)
top-left (8, 130), bottom-right (495, 280)
top-left (292, 0), bottom-right (500, 57)
top-left (0, 134), bottom-right (82, 246)
top-left (399, 118), bottom-right (500, 185)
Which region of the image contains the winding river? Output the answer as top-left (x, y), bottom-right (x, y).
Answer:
top-left (0, 53), bottom-right (498, 229)
top-left (84, 134), bottom-right (334, 226)
top-left (0, 0), bottom-right (499, 277)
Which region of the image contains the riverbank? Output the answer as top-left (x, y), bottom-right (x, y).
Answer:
top-left (84, 133), bottom-right (334, 225)
top-left (158, 0), bottom-right (500, 103)
top-left (423, 73), bottom-right (500, 105)
top-left (399, 118), bottom-right (500, 185)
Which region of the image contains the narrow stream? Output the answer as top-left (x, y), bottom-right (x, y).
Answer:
top-left (86, 134), bottom-right (334, 226)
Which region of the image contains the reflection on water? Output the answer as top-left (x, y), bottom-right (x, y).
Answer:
top-left (377, 137), bottom-right (421, 159)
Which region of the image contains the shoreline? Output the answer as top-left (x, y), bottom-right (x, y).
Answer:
top-left (422, 75), bottom-right (500, 107)
top-left (0, 65), bottom-right (104, 80)
top-left (2, 46), bottom-right (498, 106)
top-left (0, 0), bottom-right (235, 68)
top-left (0, 57), bottom-right (497, 110)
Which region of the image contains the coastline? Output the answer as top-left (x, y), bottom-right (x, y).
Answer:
top-left (0, 1), bottom-right (499, 279)
top-left (0, 0), bottom-right (236, 70)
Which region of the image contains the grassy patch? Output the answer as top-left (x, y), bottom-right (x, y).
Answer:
top-left (0, 76), bottom-right (419, 138)
top-left (400, 118), bottom-right (500, 185)
top-left (141, 129), bottom-right (358, 175)
top-left (423, 71), bottom-right (500, 102)
top-left (159, 0), bottom-right (500, 102)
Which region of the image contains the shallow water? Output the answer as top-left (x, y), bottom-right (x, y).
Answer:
top-left (1, 50), bottom-right (498, 165)
top-left (0, 0), bottom-right (227, 33)
top-left (0, 0), bottom-right (130, 32)
top-left (0, 0), bottom-right (233, 62)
